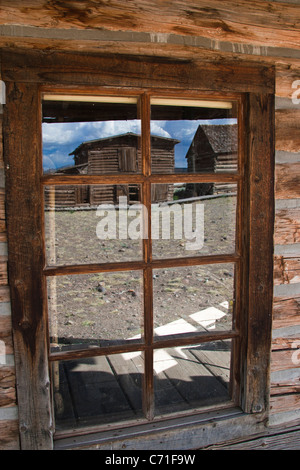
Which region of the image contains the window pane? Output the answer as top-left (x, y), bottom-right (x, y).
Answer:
top-left (48, 271), bottom-right (144, 352)
top-left (154, 340), bottom-right (232, 416)
top-left (153, 264), bottom-right (235, 338)
top-left (44, 185), bottom-right (143, 266)
top-left (150, 98), bottom-right (238, 174)
top-left (52, 353), bottom-right (143, 430)
top-left (151, 184), bottom-right (237, 258)
top-left (42, 96), bottom-right (141, 174)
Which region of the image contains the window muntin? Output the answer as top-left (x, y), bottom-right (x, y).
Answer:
top-left (42, 93), bottom-right (241, 432)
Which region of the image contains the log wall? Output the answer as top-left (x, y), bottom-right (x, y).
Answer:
top-left (0, 113), bottom-right (19, 449)
top-left (0, 0), bottom-right (300, 450)
top-left (270, 70), bottom-right (300, 427)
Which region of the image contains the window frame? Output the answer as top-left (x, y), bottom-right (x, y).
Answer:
top-left (1, 49), bottom-right (275, 450)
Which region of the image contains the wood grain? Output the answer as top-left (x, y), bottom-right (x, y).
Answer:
top-left (1, 0), bottom-right (300, 51)
top-left (3, 82), bottom-right (53, 450)
top-left (241, 92), bottom-right (275, 414)
top-left (274, 255), bottom-right (300, 285)
top-left (274, 208), bottom-right (300, 245)
top-left (275, 164), bottom-right (300, 199)
top-left (0, 48), bottom-right (275, 94)
top-left (276, 111), bottom-right (300, 153)
top-left (272, 295), bottom-right (300, 329)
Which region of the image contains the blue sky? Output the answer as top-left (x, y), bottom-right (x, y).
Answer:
top-left (42, 118), bottom-right (236, 171)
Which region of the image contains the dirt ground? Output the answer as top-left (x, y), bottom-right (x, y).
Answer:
top-left (45, 196), bottom-right (236, 348)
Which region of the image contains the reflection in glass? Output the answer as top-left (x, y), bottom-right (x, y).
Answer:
top-left (153, 264), bottom-right (235, 337)
top-left (150, 98), bottom-right (238, 174)
top-left (42, 96), bottom-right (141, 174)
top-left (154, 340), bottom-right (232, 416)
top-left (52, 354), bottom-right (143, 430)
top-left (44, 185), bottom-right (143, 266)
top-left (151, 184), bottom-right (237, 258)
top-left (48, 271), bottom-right (143, 352)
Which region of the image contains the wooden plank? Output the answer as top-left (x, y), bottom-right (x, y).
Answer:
top-left (109, 352), bottom-right (144, 412)
top-left (155, 346), bottom-right (229, 410)
top-left (276, 64), bottom-right (300, 99)
top-left (207, 427), bottom-right (300, 450)
top-left (0, 365), bottom-right (16, 408)
top-left (0, 419), bottom-right (20, 450)
top-left (189, 340), bottom-right (232, 386)
top-left (271, 348), bottom-right (300, 372)
top-left (276, 110), bottom-right (300, 153)
top-left (0, 48), bottom-right (274, 94)
top-left (275, 163), bottom-right (300, 199)
top-left (270, 394), bottom-right (300, 415)
top-left (274, 208), bottom-right (300, 244)
top-left (274, 255), bottom-right (300, 285)
top-left (52, 362), bottom-right (76, 429)
top-left (272, 295), bottom-right (300, 329)
top-left (0, 315), bottom-right (13, 355)
top-left (0, 286), bottom-right (11, 303)
top-left (3, 82), bottom-right (53, 450)
top-left (63, 356), bottom-right (138, 425)
top-left (1, 0), bottom-right (300, 52)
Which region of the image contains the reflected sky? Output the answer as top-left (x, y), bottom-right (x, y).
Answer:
top-left (42, 118), bottom-right (237, 172)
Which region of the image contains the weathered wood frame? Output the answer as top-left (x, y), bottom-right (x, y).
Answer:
top-left (1, 49), bottom-right (275, 450)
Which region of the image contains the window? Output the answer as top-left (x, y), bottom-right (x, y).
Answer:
top-left (2, 51), bottom-right (274, 449)
top-left (42, 94), bottom-right (240, 431)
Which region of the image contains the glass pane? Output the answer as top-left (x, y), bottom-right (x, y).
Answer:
top-left (151, 98), bottom-right (238, 174)
top-left (153, 264), bottom-right (235, 338)
top-left (151, 184), bottom-right (237, 258)
top-left (154, 340), bottom-right (232, 416)
top-left (52, 353), bottom-right (143, 430)
top-left (48, 271), bottom-right (143, 352)
top-left (44, 185), bottom-right (143, 266)
top-left (42, 95), bottom-right (141, 174)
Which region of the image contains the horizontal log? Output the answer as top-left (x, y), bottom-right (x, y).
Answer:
top-left (275, 164), bottom-right (300, 199)
top-left (272, 336), bottom-right (300, 351)
top-left (0, 316), bottom-right (13, 355)
top-left (271, 382), bottom-right (300, 397)
top-left (271, 348), bottom-right (300, 372)
top-left (276, 64), bottom-right (300, 99)
top-left (1, 0), bottom-right (300, 52)
top-left (270, 393), bottom-right (300, 415)
top-left (0, 286), bottom-right (11, 303)
top-left (0, 365), bottom-right (15, 389)
top-left (274, 255), bottom-right (300, 285)
top-left (272, 295), bottom-right (300, 329)
top-left (274, 208), bottom-right (300, 245)
top-left (275, 110), bottom-right (300, 153)
top-left (0, 33), bottom-right (299, 70)
top-left (0, 365), bottom-right (16, 408)
top-left (0, 261), bottom-right (8, 286)
top-left (1, 48), bottom-right (275, 94)
top-left (0, 419), bottom-right (20, 450)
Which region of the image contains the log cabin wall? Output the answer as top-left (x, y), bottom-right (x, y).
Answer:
top-left (0, 0), bottom-right (299, 450)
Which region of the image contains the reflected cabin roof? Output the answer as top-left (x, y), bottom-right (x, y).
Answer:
top-left (69, 132), bottom-right (180, 156)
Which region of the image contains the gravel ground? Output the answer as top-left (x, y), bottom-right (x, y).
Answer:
top-left (45, 196), bottom-right (236, 349)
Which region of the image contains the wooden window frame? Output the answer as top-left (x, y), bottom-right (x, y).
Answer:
top-left (1, 49), bottom-right (275, 450)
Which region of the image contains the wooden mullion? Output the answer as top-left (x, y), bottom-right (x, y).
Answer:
top-left (41, 173), bottom-right (240, 186)
top-left (141, 93), bottom-right (155, 420)
top-left (43, 253), bottom-right (239, 277)
top-left (49, 327), bottom-right (238, 363)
